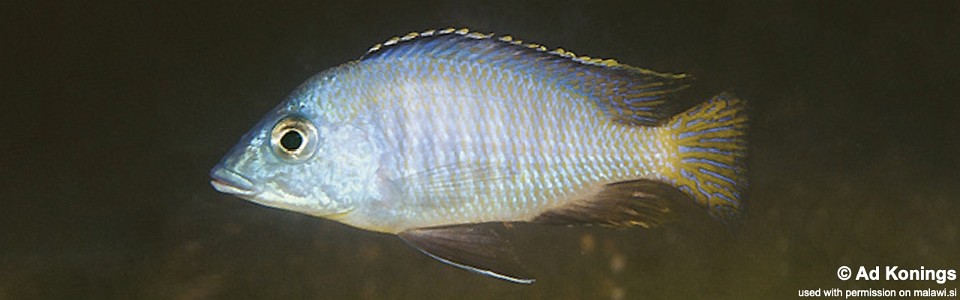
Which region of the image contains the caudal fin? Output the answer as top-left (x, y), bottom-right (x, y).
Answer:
top-left (668, 93), bottom-right (747, 221)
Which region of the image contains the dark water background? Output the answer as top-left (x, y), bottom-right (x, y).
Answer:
top-left (2, 1), bottom-right (958, 299)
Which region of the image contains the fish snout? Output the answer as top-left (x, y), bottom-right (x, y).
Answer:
top-left (210, 165), bottom-right (259, 196)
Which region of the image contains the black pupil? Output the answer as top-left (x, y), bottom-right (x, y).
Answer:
top-left (280, 129), bottom-right (303, 152)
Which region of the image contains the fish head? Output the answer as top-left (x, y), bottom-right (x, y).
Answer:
top-left (211, 71), bottom-right (379, 219)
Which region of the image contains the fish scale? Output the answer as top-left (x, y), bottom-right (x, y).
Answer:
top-left (346, 57), bottom-right (672, 229)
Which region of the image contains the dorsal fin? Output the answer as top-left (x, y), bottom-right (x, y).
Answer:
top-left (360, 28), bottom-right (694, 126)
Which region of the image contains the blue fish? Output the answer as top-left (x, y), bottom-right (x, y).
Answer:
top-left (211, 28), bottom-right (747, 283)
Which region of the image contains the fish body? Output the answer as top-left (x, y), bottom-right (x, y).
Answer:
top-left (211, 28), bottom-right (747, 283)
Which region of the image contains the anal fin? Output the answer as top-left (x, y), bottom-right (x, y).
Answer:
top-left (532, 179), bottom-right (692, 228)
top-left (398, 224), bottom-right (534, 284)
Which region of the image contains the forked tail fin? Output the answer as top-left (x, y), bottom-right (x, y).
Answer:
top-left (668, 93), bottom-right (748, 221)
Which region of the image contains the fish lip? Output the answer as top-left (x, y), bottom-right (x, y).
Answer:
top-left (210, 165), bottom-right (258, 196)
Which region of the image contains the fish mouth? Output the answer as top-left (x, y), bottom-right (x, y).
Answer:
top-left (210, 165), bottom-right (258, 196)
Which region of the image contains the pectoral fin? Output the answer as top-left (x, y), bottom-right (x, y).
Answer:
top-left (398, 224), bottom-right (534, 284)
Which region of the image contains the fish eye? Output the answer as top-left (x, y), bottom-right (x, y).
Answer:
top-left (279, 129), bottom-right (303, 151)
top-left (270, 116), bottom-right (318, 162)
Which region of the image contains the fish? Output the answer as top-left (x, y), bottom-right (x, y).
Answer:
top-left (210, 28), bottom-right (747, 284)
